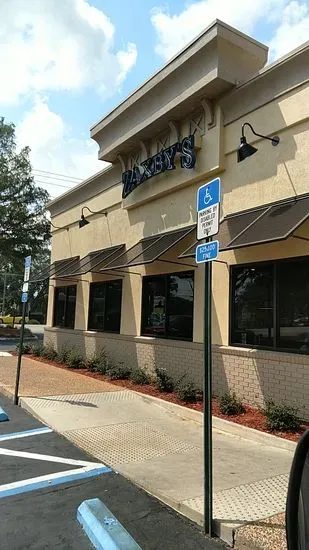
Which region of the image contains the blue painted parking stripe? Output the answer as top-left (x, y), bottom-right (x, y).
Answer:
top-left (0, 427), bottom-right (52, 441)
top-left (0, 407), bottom-right (8, 422)
top-left (0, 465), bottom-right (111, 499)
top-left (77, 498), bottom-right (142, 550)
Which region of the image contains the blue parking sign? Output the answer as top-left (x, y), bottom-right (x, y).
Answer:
top-left (197, 178), bottom-right (220, 240)
top-left (21, 292), bottom-right (28, 303)
top-left (25, 256), bottom-right (31, 268)
top-left (195, 240), bottom-right (219, 264)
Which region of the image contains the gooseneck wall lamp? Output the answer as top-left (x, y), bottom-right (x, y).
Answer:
top-left (79, 206), bottom-right (107, 228)
top-left (237, 122), bottom-right (280, 163)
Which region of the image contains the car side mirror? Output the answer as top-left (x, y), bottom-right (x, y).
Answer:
top-left (286, 429), bottom-right (309, 549)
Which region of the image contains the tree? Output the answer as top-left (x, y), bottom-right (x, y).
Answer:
top-left (0, 117), bottom-right (50, 314)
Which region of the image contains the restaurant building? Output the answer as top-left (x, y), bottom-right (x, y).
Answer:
top-left (44, 20), bottom-right (309, 418)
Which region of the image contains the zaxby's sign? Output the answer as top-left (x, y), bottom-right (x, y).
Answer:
top-left (122, 135), bottom-right (196, 199)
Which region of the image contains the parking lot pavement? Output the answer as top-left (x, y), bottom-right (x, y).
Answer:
top-left (0, 396), bottom-right (226, 550)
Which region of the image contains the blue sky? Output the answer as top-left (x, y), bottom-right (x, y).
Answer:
top-left (1, 0), bottom-right (309, 198)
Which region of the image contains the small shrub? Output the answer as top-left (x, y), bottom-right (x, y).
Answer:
top-left (66, 349), bottom-right (86, 369)
top-left (219, 392), bottom-right (244, 416)
top-left (56, 345), bottom-right (71, 364)
top-left (16, 343), bottom-right (32, 354)
top-left (27, 319), bottom-right (40, 325)
top-left (130, 369), bottom-right (150, 385)
top-left (87, 349), bottom-right (107, 373)
top-left (106, 363), bottom-right (131, 380)
top-left (30, 342), bottom-right (44, 357)
top-left (176, 382), bottom-right (199, 403)
top-left (41, 343), bottom-right (57, 360)
top-left (263, 399), bottom-right (301, 432)
top-left (155, 367), bottom-right (174, 393)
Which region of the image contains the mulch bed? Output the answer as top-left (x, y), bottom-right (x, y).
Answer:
top-left (14, 352), bottom-right (309, 442)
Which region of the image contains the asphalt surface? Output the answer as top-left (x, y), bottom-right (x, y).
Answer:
top-left (0, 395), bottom-right (226, 550)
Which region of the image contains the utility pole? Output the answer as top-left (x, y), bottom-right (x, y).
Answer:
top-left (2, 273), bottom-right (7, 315)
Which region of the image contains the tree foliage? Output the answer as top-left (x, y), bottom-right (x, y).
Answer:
top-left (0, 117), bottom-right (50, 315)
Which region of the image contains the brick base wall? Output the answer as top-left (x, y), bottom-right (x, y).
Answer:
top-left (44, 328), bottom-right (309, 421)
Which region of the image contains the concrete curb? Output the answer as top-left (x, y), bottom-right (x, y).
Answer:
top-left (135, 392), bottom-right (296, 452)
top-left (77, 498), bottom-right (142, 550)
top-left (0, 407), bottom-right (9, 421)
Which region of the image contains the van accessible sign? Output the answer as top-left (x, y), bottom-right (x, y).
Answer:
top-left (122, 135), bottom-right (196, 199)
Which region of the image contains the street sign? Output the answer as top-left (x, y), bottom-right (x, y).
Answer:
top-left (23, 256), bottom-right (31, 283)
top-left (22, 282), bottom-right (29, 293)
top-left (21, 292), bottom-right (28, 303)
top-left (196, 241), bottom-right (219, 264)
top-left (25, 256), bottom-right (31, 269)
top-left (197, 178), bottom-right (220, 240)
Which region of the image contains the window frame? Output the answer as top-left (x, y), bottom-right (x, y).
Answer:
top-left (87, 279), bottom-right (122, 334)
top-left (230, 255), bottom-right (309, 355)
top-left (53, 285), bottom-right (77, 329)
top-left (141, 270), bottom-right (194, 342)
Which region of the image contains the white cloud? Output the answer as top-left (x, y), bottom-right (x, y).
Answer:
top-left (151, 0), bottom-right (285, 61)
top-left (151, 0), bottom-right (309, 62)
top-left (269, 1), bottom-right (309, 60)
top-left (0, 0), bottom-right (137, 105)
top-left (16, 98), bottom-right (107, 198)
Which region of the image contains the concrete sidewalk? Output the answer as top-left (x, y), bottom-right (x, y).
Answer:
top-left (0, 356), bottom-right (293, 546)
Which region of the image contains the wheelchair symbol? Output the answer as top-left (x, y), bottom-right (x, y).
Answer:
top-left (203, 187), bottom-right (212, 206)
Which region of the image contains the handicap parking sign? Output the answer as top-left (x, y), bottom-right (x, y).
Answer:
top-left (197, 178), bottom-right (221, 240)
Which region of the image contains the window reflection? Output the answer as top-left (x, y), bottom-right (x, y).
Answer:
top-left (279, 261), bottom-right (309, 352)
top-left (88, 280), bottom-right (122, 333)
top-left (142, 272), bottom-right (194, 341)
top-left (53, 286), bottom-right (76, 329)
top-left (232, 265), bottom-right (274, 347)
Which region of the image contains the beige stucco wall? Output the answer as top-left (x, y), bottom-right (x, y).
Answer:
top-left (45, 48), bottom-right (309, 418)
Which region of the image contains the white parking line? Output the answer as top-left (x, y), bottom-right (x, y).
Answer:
top-left (0, 465), bottom-right (111, 499)
top-left (0, 427), bottom-right (52, 442)
top-left (0, 447), bottom-right (104, 467)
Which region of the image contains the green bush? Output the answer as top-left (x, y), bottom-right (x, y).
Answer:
top-left (66, 349), bottom-right (86, 369)
top-left (87, 349), bottom-right (107, 373)
top-left (30, 342), bottom-right (44, 357)
top-left (56, 345), bottom-right (71, 364)
top-left (155, 367), bottom-right (174, 393)
top-left (263, 399), bottom-right (301, 432)
top-left (27, 319), bottom-right (40, 325)
top-left (219, 392), bottom-right (244, 416)
top-left (176, 382), bottom-right (199, 403)
top-left (130, 369), bottom-right (150, 385)
top-left (41, 343), bottom-right (57, 360)
top-left (16, 343), bottom-right (32, 354)
top-left (106, 363), bottom-right (131, 380)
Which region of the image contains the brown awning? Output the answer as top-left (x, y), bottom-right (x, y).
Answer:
top-left (56, 245), bottom-right (125, 278)
top-left (100, 225), bottom-right (196, 271)
top-left (30, 256), bottom-right (80, 282)
top-left (179, 194), bottom-right (309, 257)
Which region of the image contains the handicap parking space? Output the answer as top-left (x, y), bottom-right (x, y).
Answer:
top-left (0, 395), bottom-right (225, 550)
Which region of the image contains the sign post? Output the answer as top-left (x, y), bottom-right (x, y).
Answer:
top-left (196, 178), bottom-right (220, 536)
top-left (14, 256), bottom-right (31, 405)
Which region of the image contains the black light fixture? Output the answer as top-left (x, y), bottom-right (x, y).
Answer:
top-left (78, 206), bottom-right (107, 229)
top-left (43, 220), bottom-right (66, 241)
top-left (237, 122), bottom-right (280, 163)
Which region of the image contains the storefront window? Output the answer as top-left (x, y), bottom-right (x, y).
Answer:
top-left (142, 271), bottom-right (194, 340)
top-left (88, 280), bottom-right (122, 333)
top-left (53, 285), bottom-right (76, 328)
top-left (278, 260), bottom-right (309, 352)
top-left (231, 265), bottom-right (274, 348)
top-left (231, 257), bottom-right (309, 354)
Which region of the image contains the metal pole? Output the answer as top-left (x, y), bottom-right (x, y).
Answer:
top-left (14, 301), bottom-right (27, 405)
top-left (203, 241), bottom-right (213, 536)
top-left (2, 273), bottom-right (7, 315)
